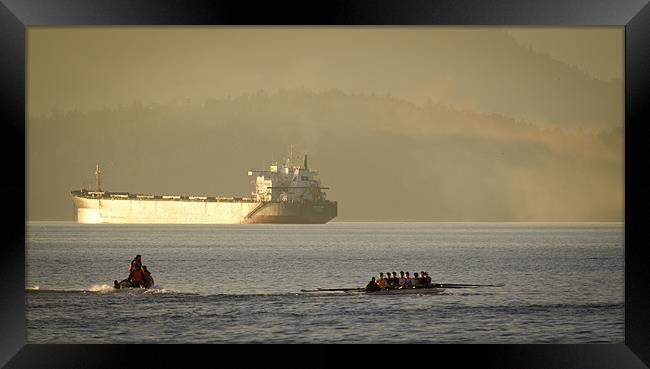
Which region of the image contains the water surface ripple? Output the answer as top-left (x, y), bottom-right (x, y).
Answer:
top-left (26, 222), bottom-right (623, 343)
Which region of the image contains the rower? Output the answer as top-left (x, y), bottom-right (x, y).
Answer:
top-left (402, 272), bottom-right (413, 288)
top-left (387, 272), bottom-right (396, 288)
top-left (376, 273), bottom-right (388, 289)
top-left (398, 271), bottom-right (407, 287)
top-left (412, 272), bottom-right (421, 288)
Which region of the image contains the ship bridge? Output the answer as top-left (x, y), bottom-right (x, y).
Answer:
top-left (248, 155), bottom-right (329, 203)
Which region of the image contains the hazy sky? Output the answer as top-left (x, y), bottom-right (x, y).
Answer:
top-left (504, 27), bottom-right (622, 81)
top-left (28, 27), bottom-right (623, 130)
top-left (27, 27), bottom-right (624, 221)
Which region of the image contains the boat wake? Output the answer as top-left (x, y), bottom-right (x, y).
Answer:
top-left (26, 286), bottom-right (463, 299)
top-left (26, 284), bottom-right (176, 295)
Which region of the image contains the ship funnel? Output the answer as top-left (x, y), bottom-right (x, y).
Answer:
top-left (303, 155), bottom-right (308, 170)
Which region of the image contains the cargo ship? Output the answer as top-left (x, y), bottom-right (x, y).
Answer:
top-left (70, 155), bottom-right (337, 224)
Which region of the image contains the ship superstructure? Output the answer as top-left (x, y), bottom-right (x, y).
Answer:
top-left (249, 155), bottom-right (328, 203)
top-left (70, 155), bottom-right (337, 224)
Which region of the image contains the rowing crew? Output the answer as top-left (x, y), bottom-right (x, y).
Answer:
top-left (365, 271), bottom-right (432, 292)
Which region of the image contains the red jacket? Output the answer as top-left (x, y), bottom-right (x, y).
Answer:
top-left (130, 268), bottom-right (144, 283)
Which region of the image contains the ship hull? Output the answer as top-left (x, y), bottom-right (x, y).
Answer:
top-left (244, 202), bottom-right (337, 224)
top-left (71, 192), bottom-right (336, 224)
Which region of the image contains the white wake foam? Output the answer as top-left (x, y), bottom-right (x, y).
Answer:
top-left (87, 284), bottom-right (116, 293)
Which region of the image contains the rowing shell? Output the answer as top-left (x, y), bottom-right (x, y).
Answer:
top-left (365, 287), bottom-right (445, 295)
top-left (300, 287), bottom-right (445, 295)
top-left (300, 282), bottom-right (502, 295)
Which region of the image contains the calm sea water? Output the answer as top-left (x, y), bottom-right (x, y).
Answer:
top-left (26, 222), bottom-right (624, 343)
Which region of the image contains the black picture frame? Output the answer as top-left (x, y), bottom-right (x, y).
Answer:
top-left (2, 0), bottom-right (649, 367)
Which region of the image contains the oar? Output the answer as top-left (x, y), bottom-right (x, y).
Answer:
top-left (432, 283), bottom-right (504, 288)
top-left (300, 287), bottom-right (365, 292)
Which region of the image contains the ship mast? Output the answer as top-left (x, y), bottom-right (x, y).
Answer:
top-left (288, 145), bottom-right (293, 167)
top-left (95, 164), bottom-right (102, 191)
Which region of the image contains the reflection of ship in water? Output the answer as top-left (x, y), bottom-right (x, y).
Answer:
top-left (70, 155), bottom-right (337, 224)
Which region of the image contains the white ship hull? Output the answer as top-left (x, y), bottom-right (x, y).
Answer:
top-left (71, 192), bottom-right (337, 224)
top-left (72, 195), bottom-right (260, 224)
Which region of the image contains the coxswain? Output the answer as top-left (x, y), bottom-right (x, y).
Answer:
top-left (365, 277), bottom-right (381, 292)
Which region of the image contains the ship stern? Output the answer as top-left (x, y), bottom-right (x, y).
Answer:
top-left (246, 201), bottom-right (337, 224)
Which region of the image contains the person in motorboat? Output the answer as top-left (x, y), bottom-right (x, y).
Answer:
top-left (365, 277), bottom-right (381, 292)
top-left (114, 263), bottom-right (153, 289)
top-left (129, 255), bottom-right (142, 273)
top-left (141, 265), bottom-right (154, 289)
top-left (114, 256), bottom-right (141, 289)
top-left (127, 264), bottom-right (146, 288)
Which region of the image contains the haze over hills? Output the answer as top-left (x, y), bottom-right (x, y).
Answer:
top-left (27, 89), bottom-right (622, 222)
top-left (28, 28), bottom-right (622, 132)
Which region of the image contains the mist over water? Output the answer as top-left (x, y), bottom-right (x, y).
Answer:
top-left (26, 222), bottom-right (623, 343)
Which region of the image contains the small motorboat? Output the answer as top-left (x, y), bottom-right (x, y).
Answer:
top-left (113, 277), bottom-right (155, 289)
top-left (114, 264), bottom-right (155, 289)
